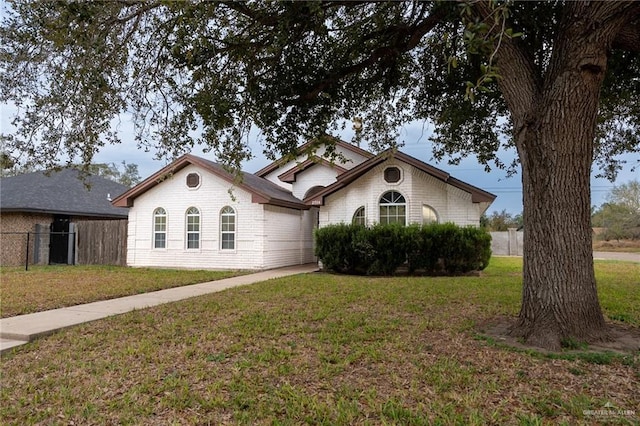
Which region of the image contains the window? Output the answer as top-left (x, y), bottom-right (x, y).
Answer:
top-left (352, 206), bottom-right (366, 226)
top-left (153, 207), bottom-right (167, 249)
top-left (384, 166), bottom-right (401, 183)
top-left (186, 173), bottom-right (200, 188)
top-left (186, 207), bottom-right (200, 249)
top-left (379, 191), bottom-right (406, 225)
top-left (220, 206), bottom-right (236, 250)
top-left (422, 205), bottom-right (439, 224)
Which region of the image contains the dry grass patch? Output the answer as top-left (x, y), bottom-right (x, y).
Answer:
top-left (0, 265), bottom-right (247, 318)
top-left (1, 258), bottom-right (638, 425)
top-left (593, 239), bottom-right (640, 253)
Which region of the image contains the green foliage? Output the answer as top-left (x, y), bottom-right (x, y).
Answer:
top-left (314, 223), bottom-right (364, 275)
top-left (608, 179), bottom-right (640, 213)
top-left (1, 2), bottom-right (637, 176)
top-left (365, 223), bottom-right (407, 275)
top-left (85, 161), bottom-right (142, 187)
top-left (315, 223), bottom-right (492, 276)
top-left (481, 209), bottom-right (523, 231)
top-left (591, 180), bottom-right (640, 240)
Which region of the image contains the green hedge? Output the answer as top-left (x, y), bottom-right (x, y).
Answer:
top-left (315, 222), bottom-right (491, 276)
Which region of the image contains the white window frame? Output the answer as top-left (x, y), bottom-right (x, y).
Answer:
top-left (379, 191), bottom-right (406, 225)
top-left (153, 207), bottom-right (167, 249)
top-left (352, 206), bottom-right (366, 226)
top-left (186, 207), bottom-right (200, 249)
top-left (220, 206), bottom-right (236, 250)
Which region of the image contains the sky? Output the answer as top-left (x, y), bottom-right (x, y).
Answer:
top-left (81, 115), bottom-right (639, 215)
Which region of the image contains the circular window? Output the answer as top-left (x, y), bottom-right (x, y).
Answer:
top-left (186, 173), bottom-right (200, 188)
top-left (384, 166), bottom-right (401, 183)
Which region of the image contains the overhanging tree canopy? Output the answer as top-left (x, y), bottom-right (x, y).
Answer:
top-left (1, 0), bottom-right (639, 350)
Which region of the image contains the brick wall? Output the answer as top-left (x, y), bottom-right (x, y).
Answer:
top-left (0, 212), bottom-right (52, 266)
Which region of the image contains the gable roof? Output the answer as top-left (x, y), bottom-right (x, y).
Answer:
top-left (305, 149), bottom-right (497, 206)
top-left (277, 156), bottom-right (348, 183)
top-left (255, 135), bottom-right (374, 178)
top-left (112, 154), bottom-right (309, 210)
top-left (0, 169), bottom-right (130, 218)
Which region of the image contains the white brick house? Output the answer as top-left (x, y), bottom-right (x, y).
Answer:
top-left (113, 138), bottom-right (495, 270)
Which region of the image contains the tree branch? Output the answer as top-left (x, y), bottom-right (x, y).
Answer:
top-left (296, 5), bottom-right (449, 103)
top-left (472, 1), bottom-right (539, 127)
top-left (612, 18), bottom-right (640, 52)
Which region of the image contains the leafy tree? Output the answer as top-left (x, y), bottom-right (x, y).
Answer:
top-left (608, 179), bottom-right (640, 213)
top-left (86, 161), bottom-right (142, 187)
top-left (592, 202), bottom-right (639, 240)
top-left (592, 180), bottom-right (640, 240)
top-left (0, 151), bottom-right (15, 175)
top-left (1, 1), bottom-right (639, 349)
top-left (0, 155), bottom-right (141, 187)
top-left (480, 209), bottom-right (523, 231)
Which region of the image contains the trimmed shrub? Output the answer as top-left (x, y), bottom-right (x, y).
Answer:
top-left (314, 223), bottom-right (361, 274)
top-left (366, 223), bottom-right (407, 275)
top-left (315, 222), bottom-right (492, 276)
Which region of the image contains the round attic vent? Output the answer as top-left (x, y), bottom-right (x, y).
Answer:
top-left (186, 173), bottom-right (200, 188)
top-left (384, 166), bottom-right (401, 183)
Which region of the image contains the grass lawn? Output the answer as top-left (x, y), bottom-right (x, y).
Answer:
top-left (1, 258), bottom-right (638, 425)
top-left (0, 265), bottom-right (248, 318)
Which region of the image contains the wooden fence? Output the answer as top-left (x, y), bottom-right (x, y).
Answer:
top-left (75, 220), bottom-right (127, 266)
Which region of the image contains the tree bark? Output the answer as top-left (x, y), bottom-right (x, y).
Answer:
top-left (496, 4), bottom-right (634, 350)
top-left (510, 83), bottom-right (610, 349)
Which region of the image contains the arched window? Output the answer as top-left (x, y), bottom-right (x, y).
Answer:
top-left (186, 207), bottom-right (200, 249)
top-left (153, 207), bottom-right (167, 249)
top-left (220, 206), bottom-right (236, 250)
top-left (422, 205), bottom-right (439, 224)
top-left (379, 191), bottom-right (406, 225)
top-left (352, 206), bottom-right (366, 226)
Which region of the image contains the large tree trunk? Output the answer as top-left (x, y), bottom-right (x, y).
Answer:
top-left (503, 5), bottom-right (621, 350)
top-left (510, 103), bottom-right (610, 350)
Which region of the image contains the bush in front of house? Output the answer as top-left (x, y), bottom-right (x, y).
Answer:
top-left (315, 222), bottom-right (492, 276)
top-left (314, 223), bottom-right (363, 274)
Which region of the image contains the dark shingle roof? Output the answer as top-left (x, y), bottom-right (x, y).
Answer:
top-left (1, 169), bottom-right (130, 218)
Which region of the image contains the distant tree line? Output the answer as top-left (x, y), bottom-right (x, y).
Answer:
top-left (1, 154), bottom-right (141, 188)
top-left (591, 180), bottom-right (640, 240)
top-left (482, 180), bottom-right (640, 240)
top-left (480, 210), bottom-right (524, 232)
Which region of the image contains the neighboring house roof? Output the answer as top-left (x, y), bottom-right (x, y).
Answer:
top-left (305, 149), bottom-right (497, 206)
top-left (0, 168), bottom-right (130, 218)
top-left (277, 156), bottom-right (348, 183)
top-left (255, 135), bottom-right (374, 178)
top-left (112, 154), bottom-right (309, 210)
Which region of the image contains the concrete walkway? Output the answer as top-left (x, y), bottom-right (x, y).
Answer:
top-left (0, 263), bottom-right (319, 354)
top-left (593, 251), bottom-right (640, 263)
